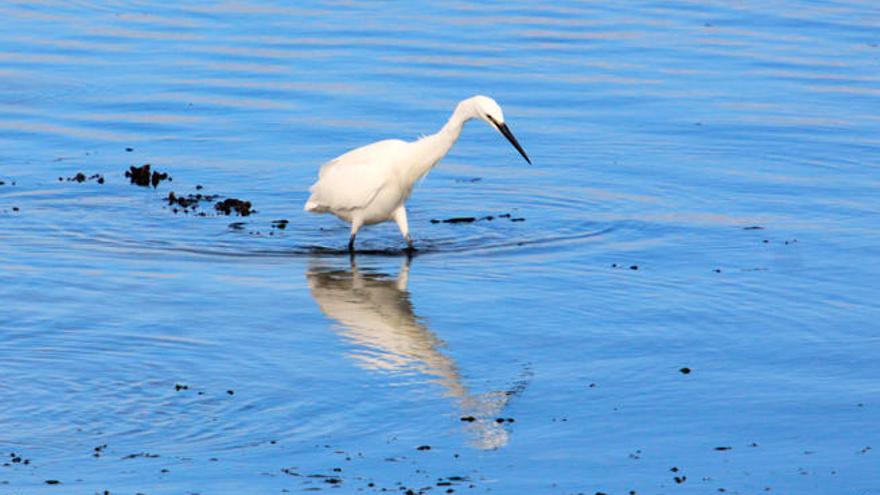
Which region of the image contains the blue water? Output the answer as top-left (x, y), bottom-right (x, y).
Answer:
top-left (2, 1), bottom-right (879, 494)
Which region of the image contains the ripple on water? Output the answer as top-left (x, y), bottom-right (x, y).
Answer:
top-left (2, 0), bottom-right (879, 492)
top-left (2, 172), bottom-right (622, 260)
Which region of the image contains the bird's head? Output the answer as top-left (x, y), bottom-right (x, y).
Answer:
top-left (467, 95), bottom-right (531, 164)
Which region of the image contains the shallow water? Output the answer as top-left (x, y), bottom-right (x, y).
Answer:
top-left (1, 1), bottom-right (879, 494)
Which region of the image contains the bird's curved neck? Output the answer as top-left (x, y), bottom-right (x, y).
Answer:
top-left (440, 101), bottom-right (472, 138)
top-left (405, 102), bottom-right (473, 183)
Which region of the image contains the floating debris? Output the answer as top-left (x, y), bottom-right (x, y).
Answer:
top-left (215, 198), bottom-right (254, 216)
top-left (430, 213), bottom-right (523, 224)
top-left (121, 452), bottom-right (159, 460)
top-left (93, 444), bottom-right (108, 458)
top-left (125, 164), bottom-right (170, 188)
top-left (166, 191), bottom-right (219, 212)
top-left (431, 216), bottom-right (476, 224)
top-left (60, 172), bottom-right (104, 184)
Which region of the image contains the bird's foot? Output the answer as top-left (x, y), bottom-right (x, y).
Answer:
top-left (403, 240), bottom-right (417, 257)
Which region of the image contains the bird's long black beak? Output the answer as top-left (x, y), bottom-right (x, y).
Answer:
top-left (488, 116), bottom-right (531, 164)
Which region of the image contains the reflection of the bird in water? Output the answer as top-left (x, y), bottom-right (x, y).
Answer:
top-left (306, 256), bottom-right (528, 450)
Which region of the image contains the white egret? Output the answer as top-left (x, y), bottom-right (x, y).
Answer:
top-left (304, 95), bottom-right (530, 252)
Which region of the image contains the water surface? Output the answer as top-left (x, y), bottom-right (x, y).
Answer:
top-left (1, 1), bottom-right (879, 494)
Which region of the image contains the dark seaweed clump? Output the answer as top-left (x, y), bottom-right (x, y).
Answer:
top-left (125, 164), bottom-right (171, 188)
top-left (432, 216), bottom-right (477, 224)
top-left (5, 452), bottom-right (31, 465)
top-left (430, 213), bottom-right (524, 224)
top-left (166, 192), bottom-right (219, 215)
top-left (58, 172), bottom-right (104, 184)
top-left (215, 198), bottom-right (254, 216)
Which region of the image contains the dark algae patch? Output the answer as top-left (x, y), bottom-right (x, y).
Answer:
top-left (59, 172), bottom-right (104, 184)
top-left (121, 452), bottom-right (159, 460)
top-left (5, 452), bottom-right (31, 465)
top-left (430, 212), bottom-right (524, 224)
top-left (166, 191), bottom-right (218, 213)
top-left (93, 444), bottom-right (107, 458)
top-left (164, 190), bottom-right (256, 218)
top-left (432, 216), bottom-right (477, 224)
top-left (611, 263), bottom-right (643, 270)
top-left (215, 198), bottom-right (254, 216)
top-left (125, 164), bottom-right (171, 188)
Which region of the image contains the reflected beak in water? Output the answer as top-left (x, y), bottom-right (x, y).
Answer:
top-left (487, 115), bottom-right (531, 164)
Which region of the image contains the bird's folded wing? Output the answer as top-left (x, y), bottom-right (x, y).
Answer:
top-left (308, 139), bottom-right (406, 211)
top-left (309, 159), bottom-right (389, 211)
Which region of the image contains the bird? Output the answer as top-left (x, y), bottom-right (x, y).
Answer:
top-left (304, 95), bottom-right (531, 252)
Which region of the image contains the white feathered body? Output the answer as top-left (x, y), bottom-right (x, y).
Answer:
top-left (304, 126), bottom-right (460, 226)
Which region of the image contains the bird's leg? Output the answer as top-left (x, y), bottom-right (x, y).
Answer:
top-left (392, 205), bottom-right (415, 252)
top-left (348, 217), bottom-right (363, 253)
